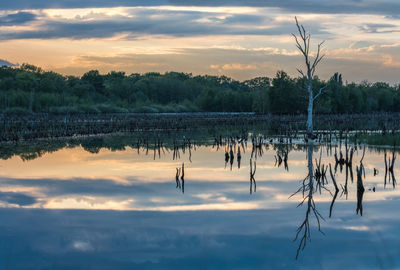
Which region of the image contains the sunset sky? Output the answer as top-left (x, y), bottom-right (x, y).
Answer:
top-left (0, 0), bottom-right (399, 83)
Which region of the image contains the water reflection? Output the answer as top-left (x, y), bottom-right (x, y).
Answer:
top-left (175, 163), bottom-right (185, 193)
top-left (384, 150), bottom-right (397, 188)
top-left (274, 145), bottom-right (289, 171)
top-left (249, 158), bottom-right (256, 194)
top-left (0, 133), bottom-right (400, 264)
top-left (328, 163), bottom-right (339, 218)
top-left (0, 135), bottom-right (399, 209)
top-left (356, 165), bottom-right (365, 216)
top-left (292, 142), bottom-right (324, 259)
top-left (290, 139), bottom-right (398, 258)
top-left (237, 147), bottom-right (241, 169)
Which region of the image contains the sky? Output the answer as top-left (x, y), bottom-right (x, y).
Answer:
top-left (0, 0), bottom-right (399, 83)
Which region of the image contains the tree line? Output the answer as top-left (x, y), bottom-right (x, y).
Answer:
top-left (0, 63), bottom-right (399, 114)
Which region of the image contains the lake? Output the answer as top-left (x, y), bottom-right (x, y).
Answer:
top-left (0, 133), bottom-right (399, 269)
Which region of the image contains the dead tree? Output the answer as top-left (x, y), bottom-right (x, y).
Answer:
top-left (293, 17), bottom-right (327, 138)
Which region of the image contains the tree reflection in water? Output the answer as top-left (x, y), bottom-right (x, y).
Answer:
top-left (356, 165), bottom-right (365, 216)
top-left (291, 142), bottom-right (382, 258)
top-left (291, 141), bottom-right (325, 259)
top-left (328, 164), bottom-right (339, 218)
top-left (3, 132), bottom-right (400, 262)
top-left (384, 149), bottom-right (397, 188)
top-left (249, 158), bottom-right (256, 194)
top-left (175, 163), bottom-right (185, 193)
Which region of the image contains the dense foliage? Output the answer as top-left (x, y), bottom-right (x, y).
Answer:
top-left (0, 64), bottom-right (399, 114)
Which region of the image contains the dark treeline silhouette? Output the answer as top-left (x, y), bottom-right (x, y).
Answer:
top-left (1, 64), bottom-right (400, 114)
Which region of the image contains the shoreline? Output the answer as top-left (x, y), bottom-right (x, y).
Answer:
top-left (1, 112), bottom-right (400, 142)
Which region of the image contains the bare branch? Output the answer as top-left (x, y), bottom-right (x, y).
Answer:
top-left (306, 33), bottom-right (310, 57)
top-left (292, 33), bottom-right (306, 56)
top-left (311, 41), bottom-right (325, 75)
top-left (313, 84), bottom-right (328, 101)
top-left (293, 16), bottom-right (310, 67)
top-left (360, 145), bottom-right (366, 164)
top-left (297, 68), bottom-right (306, 77)
top-left (311, 55), bottom-right (325, 76)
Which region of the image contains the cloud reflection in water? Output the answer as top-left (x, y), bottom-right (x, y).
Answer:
top-left (0, 139), bottom-right (399, 268)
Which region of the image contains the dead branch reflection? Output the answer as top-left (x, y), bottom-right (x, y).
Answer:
top-left (250, 158), bottom-right (256, 194)
top-left (229, 146), bottom-right (234, 171)
top-left (384, 149), bottom-right (396, 188)
top-left (314, 150), bottom-right (328, 194)
top-left (251, 136), bottom-right (264, 159)
top-left (291, 141), bottom-right (385, 258)
top-left (237, 147), bottom-right (242, 169)
top-left (329, 164), bottom-right (339, 218)
top-left (356, 165), bottom-right (365, 216)
top-left (291, 142), bottom-right (325, 259)
top-left (175, 163), bottom-right (185, 193)
top-left (224, 148), bottom-right (229, 169)
top-left (274, 144), bottom-right (289, 171)
top-left (3, 131), bottom-right (400, 262)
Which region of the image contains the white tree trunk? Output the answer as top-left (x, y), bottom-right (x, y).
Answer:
top-left (307, 77), bottom-right (313, 137)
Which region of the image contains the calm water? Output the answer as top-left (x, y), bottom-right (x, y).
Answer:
top-left (0, 134), bottom-right (399, 269)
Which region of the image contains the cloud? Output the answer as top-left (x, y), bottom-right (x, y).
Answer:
top-left (350, 41), bottom-right (373, 49)
top-left (0, 11), bottom-right (36, 25)
top-left (376, 44), bottom-right (400, 68)
top-left (66, 48), bottom-right (286, 80)
top-left (1, 0), bottom-right (400, 16)
top-left (0, 10), bottom-right (308, 40)
top-left (0, 191), bottom-right (37, 206)
top-left (327, 43), bottom-right (400, 70)
top-left (0, 175), bottom-right (284, 210)
top-left (360, 23), bottom-right (400, 33)
top-left (62, 46), bottom-right (400, 83)
top-left (0, 4), bottom-right (397, 83)
top-left (386, 15), bottom-right (400, 20)
top-left (0, 0), bottom-right (167, 10)
top-left (0, 200), bottom-right (399, 269)
top-left (210, 63), bottom-right (258, 72)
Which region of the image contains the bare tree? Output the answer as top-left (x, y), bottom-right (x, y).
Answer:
top-left (292, 17), bottom-right (327, 138)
